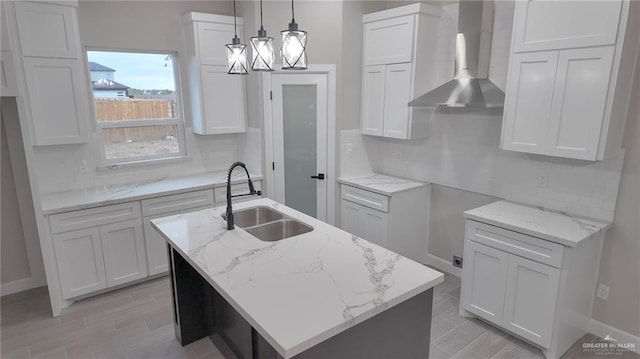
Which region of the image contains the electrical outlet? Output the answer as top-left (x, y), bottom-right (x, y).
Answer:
top-left (453, 256), bottom-right (463, 268)
top-left (199, 151), bottom-right (206, 160)
top-left (394, 151), bottom-right (402, 160)
top-left (79, 160), bottom-right (88, 172)
top-left (538, 174), bottom-right (548, 188)
top-left (345, 143), bottom-right (353, 155)
top-left (596, 283), bottom-right (610, 300)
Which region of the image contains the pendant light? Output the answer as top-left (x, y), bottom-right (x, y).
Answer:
top-left (251, 0), bottom-right (275, 71)
top-left (281, 0), bottom-right (307, 70)
top-left (226, 0), bottom-right (248, 75)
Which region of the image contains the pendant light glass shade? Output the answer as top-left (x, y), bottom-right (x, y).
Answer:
top-left (226, 37), bottom-right (248, 74)
top-left (281, 0), bottom-right (307, 70)
top-left (251, 34), bottom-right (275, 71)
top-left (226, 0), bottom-right (247, 75)
top-left (251, 0), bottom-right (274, 71)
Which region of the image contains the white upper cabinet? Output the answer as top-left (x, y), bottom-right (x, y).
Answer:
top-left (183, 12), bottom-right (247, 135)
top-left (382, 63), bottom-right (413, 139)
top-left (546, 47), bottom-right (614, 159)
top-left (502, 52), bottom-right (558, 154)
top-left (501, 0), bottom-right (637, 161)
top-left (9, 1), bottom-right (89, 146)
top-left (360, 4), bottom-right (441, 140)
top-left (364, 16), bottom-right (414, 65)
top-left (22, 57), bottom-right (90, 145)
top-left (512, 0), bottom-right (623, 53)
top-left (14, 2), bottom-right (80, 58)
top-left (361, 65), bottom-right (386, 136)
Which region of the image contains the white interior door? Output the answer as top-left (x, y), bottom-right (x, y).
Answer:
top-left (271, 74), bottom-right (328, 221)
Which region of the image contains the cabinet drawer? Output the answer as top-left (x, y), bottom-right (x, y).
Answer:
top-left (341, 185), bottom-right (389, 213)
top-left (214, 180), bottom-right (262, 205)
top-left (141, 190), bottom-right (214, 217)
top-left (49, 202), bottom-right (142, 234)
top-left (466, 220), bottom-right (564, 268)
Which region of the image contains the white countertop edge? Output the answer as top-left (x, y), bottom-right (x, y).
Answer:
top-left (41, 174), bottom-right (263, 215)
top-left (152, 221), bottom-right (443, 358)
top-left (463, 214), bottom-right (579, 247)
top-left (463, 201), bottom-right (612, 248)
top-left (337, 175), bottom-right (427, 196)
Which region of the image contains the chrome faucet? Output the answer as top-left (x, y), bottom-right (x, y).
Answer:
top-left (225, 162), bottom-right (261, 230)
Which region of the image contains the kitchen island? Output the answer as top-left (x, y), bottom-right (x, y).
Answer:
top-left (151, 198), bottom-right (443, 359)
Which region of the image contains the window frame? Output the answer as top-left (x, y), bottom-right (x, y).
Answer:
top-left (85, 48), bottom-right (188, 166)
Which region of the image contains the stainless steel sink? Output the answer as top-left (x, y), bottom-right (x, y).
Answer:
top-left (245, 219), bottom-right (313, 242)
top-left (222, 206), bottom-right (284, 228)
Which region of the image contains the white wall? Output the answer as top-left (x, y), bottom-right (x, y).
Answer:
top-left (29, 1), bottom-right (262, 195)
top-left (1, 118), bottom-right (31, 284)
top-left (592, 51), bottom-right (640, 338)
top-left (1, 98), bottom-right (46, 296)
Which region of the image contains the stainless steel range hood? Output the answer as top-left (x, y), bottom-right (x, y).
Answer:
top-left (409, 0), bottom-right (505, 108)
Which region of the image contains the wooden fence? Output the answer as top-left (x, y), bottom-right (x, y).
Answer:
top-left (95, 98), bottom-right (177, 143)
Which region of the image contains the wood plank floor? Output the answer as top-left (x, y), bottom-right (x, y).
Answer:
top-left (1, 274), bottom-right (638, 358)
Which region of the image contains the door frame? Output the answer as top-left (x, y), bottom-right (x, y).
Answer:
top-left (262, 64), bottom-right (337, 225)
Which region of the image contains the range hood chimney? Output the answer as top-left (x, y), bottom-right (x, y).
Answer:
top-left (409, 0), bottom-right (505, 108)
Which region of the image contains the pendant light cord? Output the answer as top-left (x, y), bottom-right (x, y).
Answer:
top-left (233, 0), bottom-right (238, 38)
top-left (291, 0), bottom-right (295, 22)
top-left (260, 0), bottom-right (264, 28)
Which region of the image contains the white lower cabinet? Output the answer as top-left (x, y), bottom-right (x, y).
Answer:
top-left (52, 228), bottom-right (107, 299)
top-left (143, 218), bottom-right (170, 276)
top-left (49, 184), bottom-right (254, 301)
top-left (503, 255), bottom-right (559, 348)
top-left (100, 219), bottom-right (148, 287)
top-left (340, 199), bottom-right (389, 248)
top-left (340, 182), bottom-right (429, 263)
top-left (462, 241), bottom-right (508, 326)
top-left (460, 219), bottom-right (602, 359)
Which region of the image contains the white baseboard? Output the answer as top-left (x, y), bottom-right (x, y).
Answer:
top-left (425, 253), bottom-right (462, 277)
top-left (589, 319), bottom-right (640, 354)
top-left (0, 276), bottom-right (47, 297)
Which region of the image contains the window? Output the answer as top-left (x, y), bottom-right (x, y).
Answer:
top-left (86, 50), bottom-right (186, 164)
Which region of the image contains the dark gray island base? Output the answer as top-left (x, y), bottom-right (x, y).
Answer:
top-left (168, 246), bottom-right (434, 359)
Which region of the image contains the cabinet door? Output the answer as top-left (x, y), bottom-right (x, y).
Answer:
top-left (364, 15), bottom-right (414, 65)
top-left (143, 217), bottom-right (169, 276)
top-left (100, 219), bottom-right (148, 287)
top-left (503, 254), bottom-right (560, 348)
top-left (52, 228), bottom-right (107, 299)
top-left (501, 51), bottom-right (558, 155)
top-left (197, 65), bottom-right (247, 134)
top-left (546, 46), bottom-right (615, 160)
top-left (22, 57), bottom-right (89, 145)
top-left (14, 2), bottom-right (80, 58)
top-left (461, 241), bottom-right (509, 326)
top-left (512, 0), bottom-right (622, 53)
top-left (360, 206), bottom-right (389, 249)
top-left (196, 22), bottom-right (236, 66)
top-left (341, 199), bottom-right (362, 237)
top-left (1, 51), bottom-right (19, 97)
top-left (383, 63), bottom-right (412, 139)
top-left (361, 65), bottom-right (385, 136)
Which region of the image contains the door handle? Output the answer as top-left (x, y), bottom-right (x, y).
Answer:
top-left (310, 173), bottom-right (325, 180)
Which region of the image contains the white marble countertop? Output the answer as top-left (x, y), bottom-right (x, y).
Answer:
top-left (151, 198), bottom-right (443, 359)
top-left (40, 171), bottom-right (263, 215)
top-left (337, 173), bottom-right (427, 196)
top-left (464, 200), bottom-right (612, 247)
